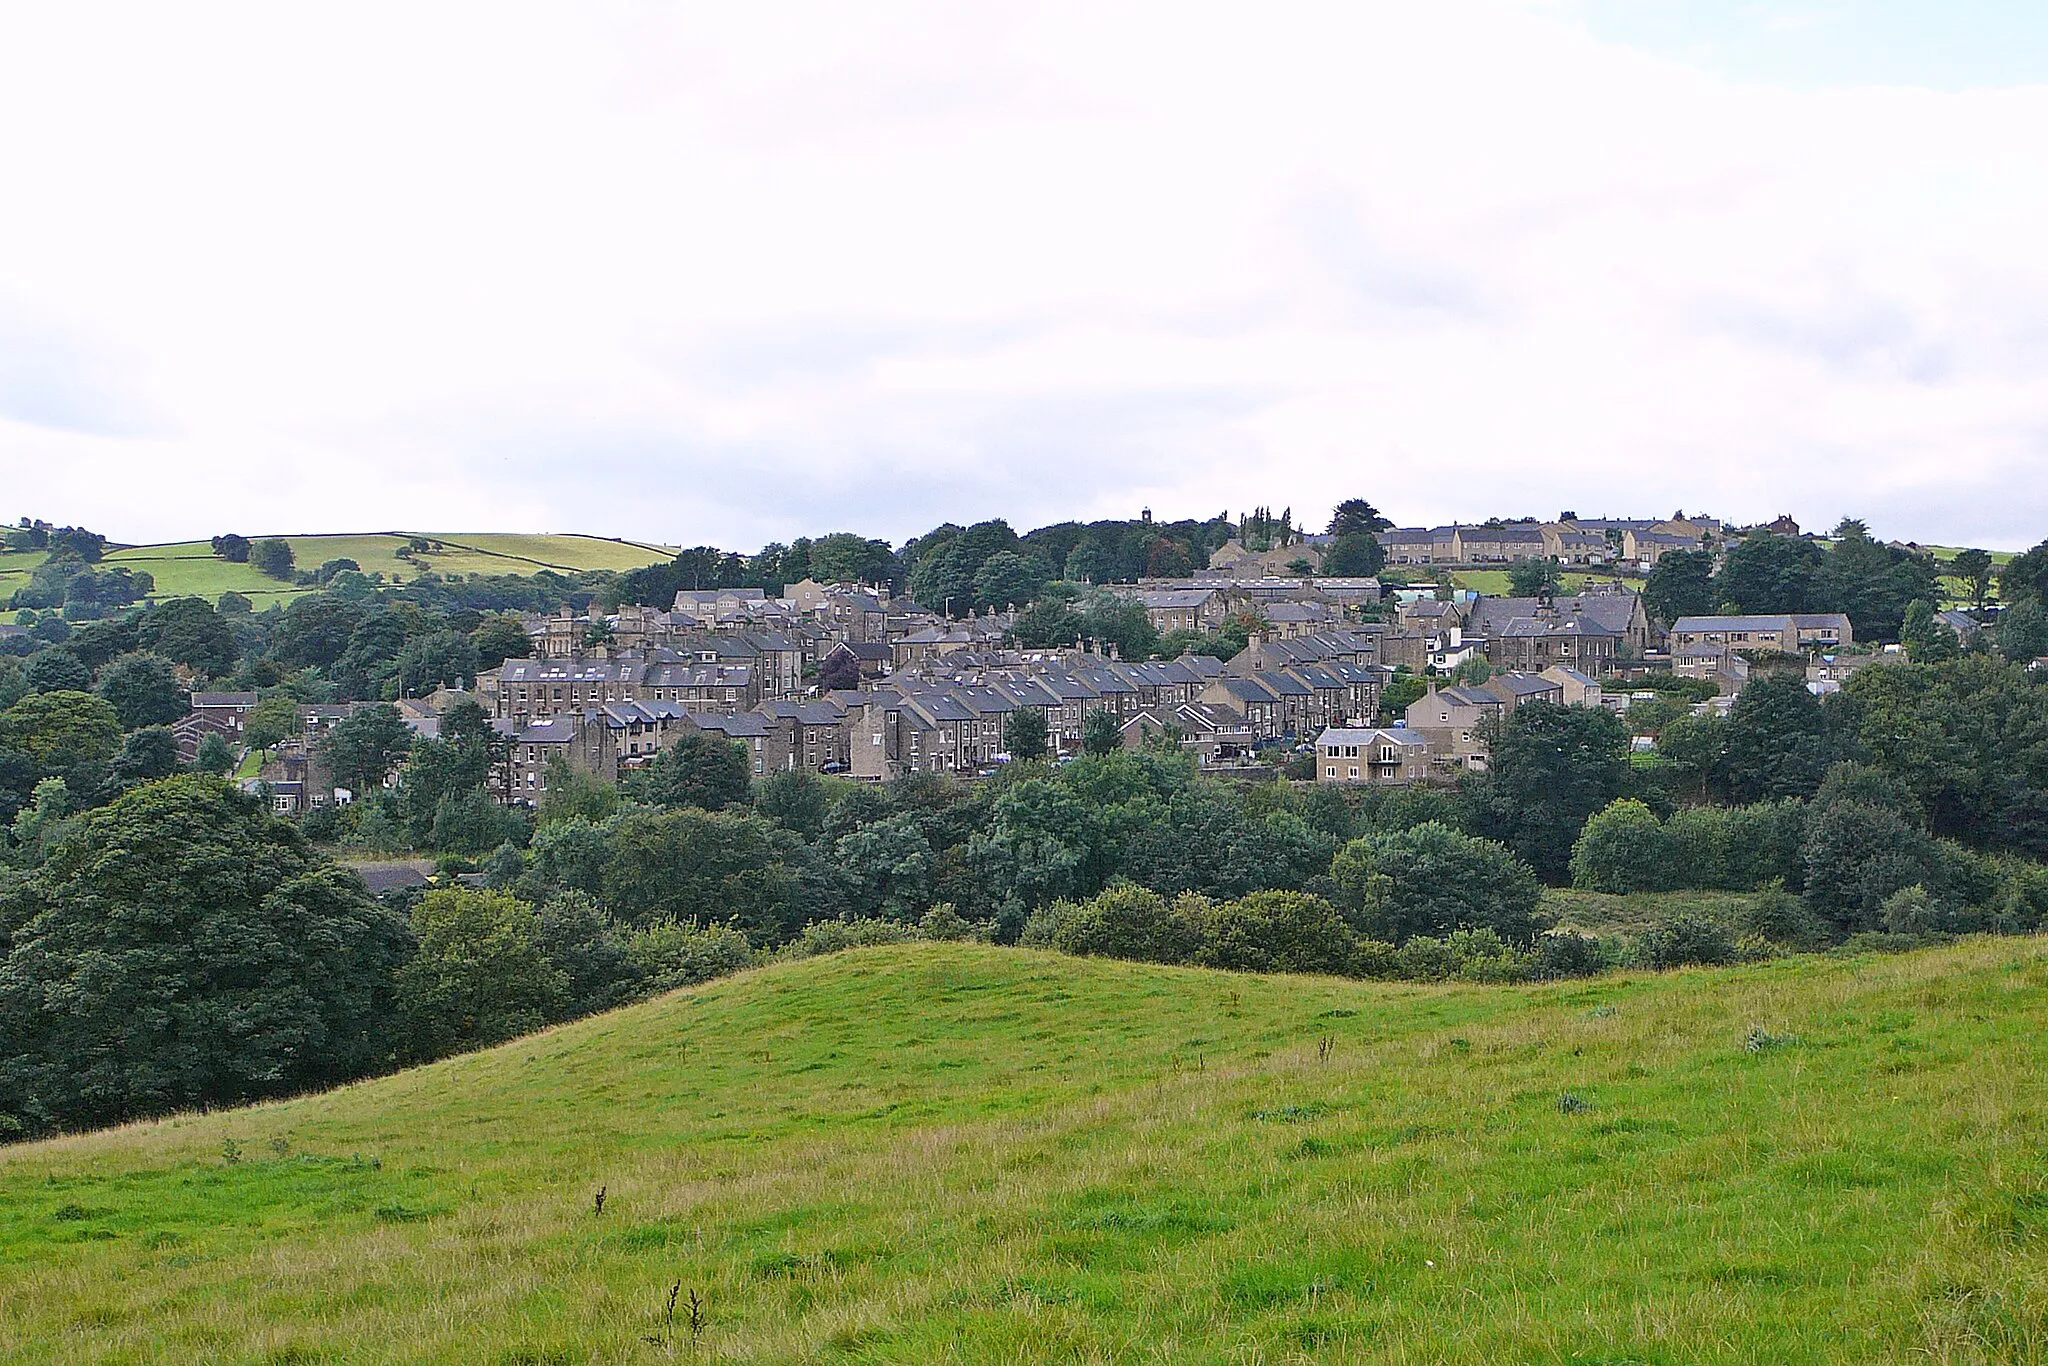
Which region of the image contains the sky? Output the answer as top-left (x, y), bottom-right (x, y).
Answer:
top-left (1, 1), bottom-right (2045, 551)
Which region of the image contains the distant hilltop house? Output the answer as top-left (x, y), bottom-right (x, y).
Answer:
top-left (1205, 538), bottom-right (1323, 577)
top-left (1668, 613), bottom-right (1853, 657)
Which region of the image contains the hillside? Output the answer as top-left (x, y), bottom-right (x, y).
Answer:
top-left (4, 941), bottom-right (2047, 1363)
top-left (90, 532), bottom-right (679, 605)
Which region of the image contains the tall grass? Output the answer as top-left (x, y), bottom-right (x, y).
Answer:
top-left (4, 940), bottom-right (2046, 1362)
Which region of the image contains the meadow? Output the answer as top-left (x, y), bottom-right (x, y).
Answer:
top-left (91, 533), bottom-right (679, 605)
top-left (4, 939), bottom-right (2046, 1363)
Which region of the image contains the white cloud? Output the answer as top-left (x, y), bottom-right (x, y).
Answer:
top-left (0, 0), bottom-right (2043, 548)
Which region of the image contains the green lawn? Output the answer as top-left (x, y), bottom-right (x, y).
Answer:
top-left (5, 940), bottom-right (2046, 1362)
top-left (0, 547), bottom-right (47, 601)
top-left (1449, 570), bottom-right (1627, 596)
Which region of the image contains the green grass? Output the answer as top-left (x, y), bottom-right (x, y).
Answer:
top-left (1449, 570), bottom-right (1625, 596)
top-left (5, 940), bottom-right (2048, 1362)
top-left (91, 534), bottom-right (680, 605)
top-left (0, 547), bottom-right (47, 601)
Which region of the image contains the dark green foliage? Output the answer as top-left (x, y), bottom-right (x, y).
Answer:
top-left (756, 769), bottom-right (828, 839)
top-left (1195, 891), bottom-right (1357, 976)
top-left (109, 727), bottom-right (181, 787)
top-left (1119, 786), bottom-right (1334, 900)
top-left (393, 888), bottom-right (564, 1063)
top-left (533, 891), bottom-right (644, 1016)
top-left (1998, 539), bottom-right (2048, 606)
top-left (1722, 673), bottom-right (1837, 804)
top-left (1331, 821), bottom-right (1542, 945)
top-left (630, 733), bottom-right (752, 812)
top-left (23, 649), bottom-right (89, 694)
top-left (95, 652), bottom-right (188, 730)
top-left (250, 538), bottom-right (297, 581)
top-left (1999, 600), bottom-right (2048, 663)
top-left (394, 629), bottom-right (479, 696)
top-left (1082, 709), bottom-right (1121, 756)
top-left (0, 776), bottom-right (409, 1136)
top-left (0, 690), bottom-right (121, 769)
top-left (1800, 799), bottom-right (1938, 935)
top-left (972, 777), bottom-right (1100, 909)
top-left (836, 813), bottom-right (934, 919)
top-left (1470, 701), bottom-right (1631, 881)
top-left (430, 788), bottom-right (527, 855)
top-left (1004, 707), bottom-right (1049, 761)
top-left (135, 598), bottom-right (239, 677)
top-left (469, 615), bottom-right (532, 671)
top-left (194, 732), bottom-right (235, 776)
top-left (1716, 532), bottom-right (1823, 614)
top-left (1637, 913), bottom-right (1739, 968)
top-left (318, 704), bottom-right (413, 796)
top-left (210, 533), bottom-right (251, 562)
top-left (1321, 534), bottom-right (1384, 577)
top-left (600, 807), bottom-right (810, 941)
top-left (1814, 524), bottom-right (1939, 642)
top-left (1643, 549), bottom-right (1717, 625)
top-left (1570, 798), bottom-right (1674, 893)
top-left (1043, 885), bottom-right (1207, 964)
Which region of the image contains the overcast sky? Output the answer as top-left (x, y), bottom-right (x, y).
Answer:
top-left (2, 1), bottom-right (2045, 550)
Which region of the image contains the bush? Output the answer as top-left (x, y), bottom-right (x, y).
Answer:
top-left (918, 902), bottom-right (976, 941)
top-left (1570, 799), bottom-right (1674, 893)
top-left (1534, 930), bottom-right (1606, 979)
top-left (1052, 884), bottom-right (1207, 964)
top-left (1637, 913), bottom-right (1740, 969)
top-left (1194, 891), bottom-right (1357, 976)
top-left (626, 920), bottom-right (755, 991)
top-left (1332, 821), bottom-right (1542, 946)
top-left (784, 917), bottom-right (917, 958)
top-left (1734, 884), bottom-right (1830, 949)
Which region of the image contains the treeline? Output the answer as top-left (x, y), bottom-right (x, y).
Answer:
top-left (1643, 520), bottom-right (1960, 638)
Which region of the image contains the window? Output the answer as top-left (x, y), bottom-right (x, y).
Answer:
top-left (1348, 766), bottom-right (1360, 780)
top-left (1326, 766), bottom-right (1339, 778)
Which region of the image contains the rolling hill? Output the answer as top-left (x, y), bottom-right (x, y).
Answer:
top-left (4, 940), bottom-right (2047, 1362)
top-left (89, 533), bottom-right (680, 605)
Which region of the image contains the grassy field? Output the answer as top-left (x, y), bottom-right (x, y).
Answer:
top-left (1448, 569), bottom-right (1628, 596)
top-left (5, 939), bottom-right (2047, 1362)
top-left (89, 534), bottom-right (680, 605)
top-left (0, 547), bottom-right (47, 601)
top-left (1543, 887), bottom-right (1771, 936)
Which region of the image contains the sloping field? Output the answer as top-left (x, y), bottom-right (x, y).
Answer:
top-left (5, 940), bottom-right (2047, 1362)
top-left (91, 534), bottom-right (679, 604)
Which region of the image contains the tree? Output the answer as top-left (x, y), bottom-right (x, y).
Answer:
top-left (1900, 599), bottom-right (1958, 663)
top-left (217, 591), bottom-right (252, 616)
top-left (1814, 523), bottom-right (1939, 642)
top-left (1327, 499), bottom-right (1393, 538)
top-left (972, 777), bottom-right (1100, 908)
top-left (1010, 598), bottom-right (1087, 649)
top-left (394, 629), bottom-right (479, 696)
top-left (210, 533), bottom-right (251, 563)
top-left (1643, 549), bottom-right (1717, 625)
top-left (1569, 798), bottom-right (1675, 893)
top-left (1951, 549), bottom-right (1995, 611)
top-left (194, 732), bottom-right (235, 775)
top-left (817, 649), bottom-right (863, 691)
top-left (1722, 673), bottom-right (1835, 804)
top-left (756, 769), bottom-right (827, 839)
top-left (95, 652), bottom-right (188, 730)
top-left (1079, 589), bottom-right (1159, 660)
top-left (1470, 701), bottom-right (1632, 882)
top-left (2000, 540), bottom-right (2048, 606)
top-left (1507, 557), bottom-right (1564, 598)
top-left (0, 776), bottom-right (409, 1136)
top-left (2001, 600), bottom-right (2048, 663)
top-left (393, 888), bottom-right (565, 1063)
top-left (470, 615), bottom-right (531, 670)
top-left (250, 538), bottom-right (297, 581)
top-left (317, 703), bottom-right (413, 796)
top-left (1378, 671), bottom-right (1427, 724)
top-left (0, 690), bottom-right (122, 769)
top-left (630, 733), bottom-right (752, 812)
top-left (1321, 533), bottom-right (1386, 578)
top-left (243, 693), bottom-right (301, 754)
top-left (23, 650), bottom-right (90, 694)
top-left (1004, 707), bottom-right (1049, 761)
top-left (1716, 532), bottom-right (1823, 614)
top-left (109, 727), bottom-right (181, 787)
top-left (1331, 821), bottom-right (1542, 945)
top-left (1195, 891), bottom-right (1357, 976)
top-left (599, 807), bottom-right (807, 941)
top-left (1082, 708), bottom-right (1121, 756)
top-left (836, 812), bottom-right (934, 919)
top-left (136, 597), bottom-right (239, 677)
top-left (1049, 885), bottom-right (1207, 964)
top-left (972, 550), bottom-right (1050, 612)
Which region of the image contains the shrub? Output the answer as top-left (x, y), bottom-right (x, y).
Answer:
top-left (1534, 930), bottom-right (1606, 979)
top-left (1194, 891), bottom-right (1356, 976)
top-left (626, 920), bottom-right (755, 990)
top-left (1332, 821), bottom-right (1541, 946)
top-left (917, 902), bottom-right (975, 942)
top-left (1735, 884), bottom-right (1830, 949)
top-left (1637, 913), bottom-right (1739, 969)
top-left (1662, 806), bottom-right (1727, 889)
top-left (1052, 884), bottom-right (1207, 964)
top-left (784, 917), bottom-right (917, 958)
top-left (1018, 899), bottom-right (1082, 949)
top-left (1570, 799), bottom-right (1675, 893)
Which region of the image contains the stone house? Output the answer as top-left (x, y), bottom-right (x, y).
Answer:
top-left (1668, 614), bottom-right (1853, 656)
top-left (1315, 727), bottom-right (1431, 785)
